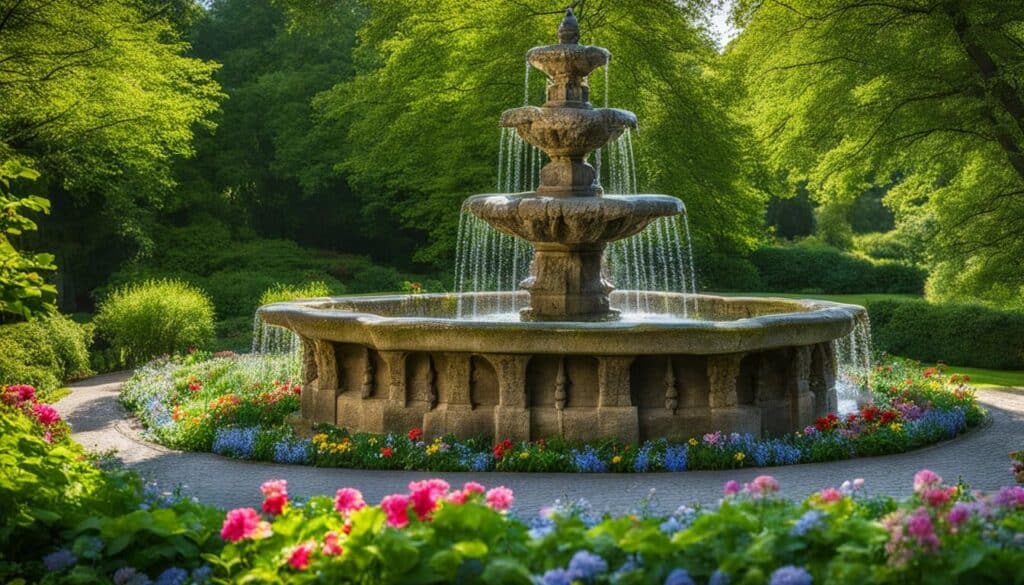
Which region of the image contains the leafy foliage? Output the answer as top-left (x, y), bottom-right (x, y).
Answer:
top-left (750, 245), bottom-right (926, 294)
top-left (0, 161), bottom-right (56, 320)
top-left (95, 279), bottom-right (216, 365)
top-left (729, 0), bottom-right (1024, 309)
top-left (0, 314), bottom-right (92, 393)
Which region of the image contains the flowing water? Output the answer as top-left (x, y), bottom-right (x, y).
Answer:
top-left (250, 315), bottom-right (301, 357)
top-left (834, 312), bottom-right (874, 414)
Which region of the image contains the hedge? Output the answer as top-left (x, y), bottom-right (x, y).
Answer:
top-left (0, 314), bottom-right (92, 394)
top-left (749, 246), bottom-right (925, 294)
top-left (866, 299), bottom-right (1024, 369)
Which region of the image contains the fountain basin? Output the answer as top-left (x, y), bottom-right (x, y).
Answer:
top-left (500, 106), bottom-right (637, 158)
top-left (257, 292), bottom-right (865, 443)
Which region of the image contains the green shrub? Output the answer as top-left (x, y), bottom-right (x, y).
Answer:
top-left (95, 279), bottom-right (215, 364)
top-left (0, 314), bottom-right (92, 393)
top-left (750, 245), bottom-right (926, 294)
top-left (259, 281), bottom-right (331, 306)
top-left (698, 254), bottom-right (762, 291)
top-left (866, 299), bottom-right (1024, 369)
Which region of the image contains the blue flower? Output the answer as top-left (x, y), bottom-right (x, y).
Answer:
top-left (769, 565), bottom-right (813, 585)
top-left (709, 569), bottom-right (731, 585)
top-left (42, 549), bottom-right (76, 571)
top-left (539, 568), bottom-right (573, 585)
top-left (634, 441), bottom-right (654, 472)
top-left (273, 436), bottom-right (311, 464)
top-left (113, 567), bottom-right (151, 585)
top-left (212, 426), bottom-right (258, 459)
top-left (527, 515), bottom-right (556, 539)
top-left (191, 565), bottom-right (213, 585)
top-left (571, 446), bottom-right (608, 473)
top-left (664, 568), bottom-right (695, 585)
top-left (663, 445), bottom-right (688, 472)
top-left (568, 550), bottom-right (608, 580)
top-left (154, 567), bottom-right (188, 585)
top-left (790, 510), bottom-right (826, 536)
top-left (659, 516), bottom-right (684, 535)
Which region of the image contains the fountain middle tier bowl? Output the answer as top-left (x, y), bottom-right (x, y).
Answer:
top-left (500, 106), bottom-right (637, 157)
top-left (464, 193), bottom-right (682, 245)
top-left (257, 292), bottom-right (866, 443)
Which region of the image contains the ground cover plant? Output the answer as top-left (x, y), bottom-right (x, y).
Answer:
top-left (7, 380), bottom-right (1024, 584)
top-left (121, 355), bottom-right (984, 473)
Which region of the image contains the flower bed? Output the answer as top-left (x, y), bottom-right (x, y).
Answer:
top-left (1013, 451), bottom-right (1024, 485)
top-left (5, 384), bottom-right (1024, 584)
top-left (120, 356), bottom-right (984, 473)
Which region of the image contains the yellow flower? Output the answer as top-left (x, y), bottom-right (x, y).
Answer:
top-left (519, 451), bottom-right (530, 459)
top-left (426, 444), bottom-right (440, 456)
top-left (734, 452), bottom-right (746, 462)
top-left (368, 437), bottom-right (378, 445)
top-left (313, 433), bottom-right (328, 444)
top-left (612, 455), bottom-right (622, 464)
top-left (688, 438), bottom-right (698, 446)
top-left (890, 423), bottom-right (903, 432)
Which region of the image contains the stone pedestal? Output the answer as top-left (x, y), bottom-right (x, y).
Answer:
top-left (520, 243), bottom-right (616, 321)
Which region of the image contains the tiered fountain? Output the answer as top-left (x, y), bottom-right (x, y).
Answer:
top-left (258, 9), bottom-right (867, 443)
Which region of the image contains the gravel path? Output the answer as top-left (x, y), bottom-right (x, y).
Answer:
top-left (56, 372), bottom-right (1024, 515)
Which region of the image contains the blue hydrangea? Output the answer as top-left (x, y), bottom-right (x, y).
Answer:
top-left (113, 567), bottom-right (151, 585)
top-left (212, 427), bottom-right (259, 459)
top-left (659, 516), bottom-right (684, 535)
top-left (154, 567), bottom-right (189, 585)
top-left (790, 510), bottom-right (826, 536)
top-left (664, 568), bottom-right (696, 585)
top-left (663, 445), bottom-right (688, 472)
top-left (571, 446), bottom-right (608, 473)
top-left (567, 550), bottom-right (608, 581)
top-left (539, 568), bottom-right (573, 585)
top-left (709, 569), bottom-right (731, 585)
top-left (42, 549), bottom-right (76, 572)
top-left (191, 565), bottom-right (213, 585)
top-left (76, 536), bottom-right (104, 559)
top-left (527, 515), bottom-right (556, 539)
top-left (273, 436), bottom-right (311, 464)
top-left (769, 565), bottom-right (813, 585)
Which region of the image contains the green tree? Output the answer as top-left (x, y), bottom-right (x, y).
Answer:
top-left (729, 0), bottom-right (1024, 307)
top-left (312, 0), bottom-right (765, 268)
top-left (0, 161), bottom-right (56, 321)
top-left (0, 0), bottom-right (222, 308)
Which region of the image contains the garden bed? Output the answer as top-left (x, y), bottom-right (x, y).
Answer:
top-left (120, 354), bottom-right (985, 473)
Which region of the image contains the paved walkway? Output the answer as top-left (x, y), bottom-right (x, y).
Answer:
top-left (56, 372), bottom-right (1024, 515)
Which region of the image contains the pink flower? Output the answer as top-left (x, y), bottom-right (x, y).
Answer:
top-left (913, 469), bottom-right (942, 493)
top-left (335, 488), bottom-right (366, 515)
top-left (819, 488), bottom-right (843, 503)
top-left (703, 431), bottom-right (723, 446)
top-left (3, 384), bottom-right (36, 405)
top-left (31, 403), bottom-right (61, 426)
top-left (447, 491), bottom-right (469, 504)
top-left (322, 531), bottom-right (343, 556)
top-left (287, 542), bottom-right (315, 570)
top-left (993, 486), bottom-right (1024, 508)
top-left (381, 494), bottom-right (410, 528)
top-left (220, 508), bottom-right (266, 542)
top-left (43, 431), bottom-right (54, 443)
top-left (260, 480), bottom-right (288, 515)
top-left (723, 480), bottom-right (741, 496)
top-left (853, 478), bottom-right (865, 490)
top-left (409, 479), bottom-right (449, 520)
top-left (747, 475), bottom-right (780, 498)
top-left (947, 503), bottom-right (971, 527)
top-left (907, 507), bottom-right (940, 551)
top-left (485, 486), bottom-right (514, 511)
top-left (463, 481), bottom-right (486, 495)
top-left (922, 487), bottom-right (955, 508)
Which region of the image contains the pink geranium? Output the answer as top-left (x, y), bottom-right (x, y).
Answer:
top-left (260, 480), bottom-right (288, 515)
top-left (409, 479), bottom-right (450, 520)
top-left (322, 531), bottom-right (343, 556)
top-left (906, 507), bottom-right (940, 552)
top-left (335, 488), bottom-right (366, 515)
top-left (463, 481), bottom-right (486, 495)
top-left (746, 475), bottom-right (780, 498)
top-left (287, 542), bottom-right (315, 570)
top-left (381, 494), bottom-right (410, 528)
top-left (3, 384), bottom-right (36, 405)
top-left (922, 487), bottom-right (955, 508)
top-left (220, 508), bottom-right (267, 542)
top-left (485, 486), bottom-right (514, 511)
top-left (913, 469), bottom-right (942, 493)
top-left (723, 480), bottom-right (741, 496)
top-left (31, 403), bottom-right (61, 426)
top-left (819, 487), bottom-right (843, 503)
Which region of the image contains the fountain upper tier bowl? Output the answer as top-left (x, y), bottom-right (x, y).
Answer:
top-left (257, 292), bottom-right (865, 443)
top-left (500, 106), bottom-right (636, 157)
top-left (465, 193), bottom-right (682, 245)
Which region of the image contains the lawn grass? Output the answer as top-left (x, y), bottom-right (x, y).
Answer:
top-left (711, 291), bottom-right (921, 306)
top-left (938, 365), bottom-right (1024, 389)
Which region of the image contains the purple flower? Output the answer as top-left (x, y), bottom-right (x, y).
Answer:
top-left (664, 568), bottom-right (695, 585)
top-left (540, 568), bottom-right (573, 585)
top-left (994, 486), bottom-right (1024, 508)
top-left (42, 549), bottom-right (76, 572)
top-left (948, 503), bottom-right (971, 526)
top-left (709, 570), bottom-right (731, 585)
top-left (154, 567), bottom-right (188, 585)
top-left (769, 565), bottom-right (813, 585)
top-left (568, 550), bottom-right (608, 580)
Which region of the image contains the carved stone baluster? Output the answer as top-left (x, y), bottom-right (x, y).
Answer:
top-left (664, 359), bottom-right (678, 413)
top-left (554, 358), bottom-right (567, 410)
top-left (361, 348), bottom-right (374, 398)
top-left (426, 356), bottom-right (437, 409)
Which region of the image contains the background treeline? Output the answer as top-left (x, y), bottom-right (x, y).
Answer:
top-left (1, 0), bottom-right (1022, 384)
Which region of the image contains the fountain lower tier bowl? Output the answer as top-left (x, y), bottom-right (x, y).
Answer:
top-left (464, 194), bottom-right (682, 244)
top-left (257, 292), bottom-right (865, 443)
top-left (500, 106), bottom-right (636, 157)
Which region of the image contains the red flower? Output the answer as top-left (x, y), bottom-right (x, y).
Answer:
top-left (493, 439), bottom-right (513, 459)
top-left (861, 405), bottom-right (880, 422)
top-left (407, 427), bottom-right (423, 442)
top-left (880, 410), bottom-right (899, 424)
top-left (188, 382), bottom-right (202, 392)
top-left (815, 414), bottom-right (839, 432)
top-left (380, 447), bottom-right (394, 458)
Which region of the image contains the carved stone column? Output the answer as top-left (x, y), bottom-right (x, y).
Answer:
top-left (810, 342), bottom-right (837, 417)
top-left (707, 352), bottom-right (760, 437)
top-left (789, 346), bottom-right (815, 431)
top-left (376, 350), bottom-right (417, 433)
top-left (596, 356), bottom-right (638, 443)
top-left (310, 340), bottom-right (338, 424)
top-left (485, 354), bottom-right (531, 441)
top-left (423, 354), bottom-right (476, 438)
top-left (298, 335), bottom-right (317, 420)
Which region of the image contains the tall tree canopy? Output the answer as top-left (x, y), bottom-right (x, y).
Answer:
top-left (0, 0), bottom-right (222, 307)
top-left (313, 0), bottom-right (765, 268)
top-left (729, 0), bottom-right (1024, 308)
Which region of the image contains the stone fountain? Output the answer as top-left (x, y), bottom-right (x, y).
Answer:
top-left (257, 9), bottom-right (867, 443)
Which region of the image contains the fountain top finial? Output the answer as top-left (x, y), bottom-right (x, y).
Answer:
top-left (558, 7), bottom-right (580, 44)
